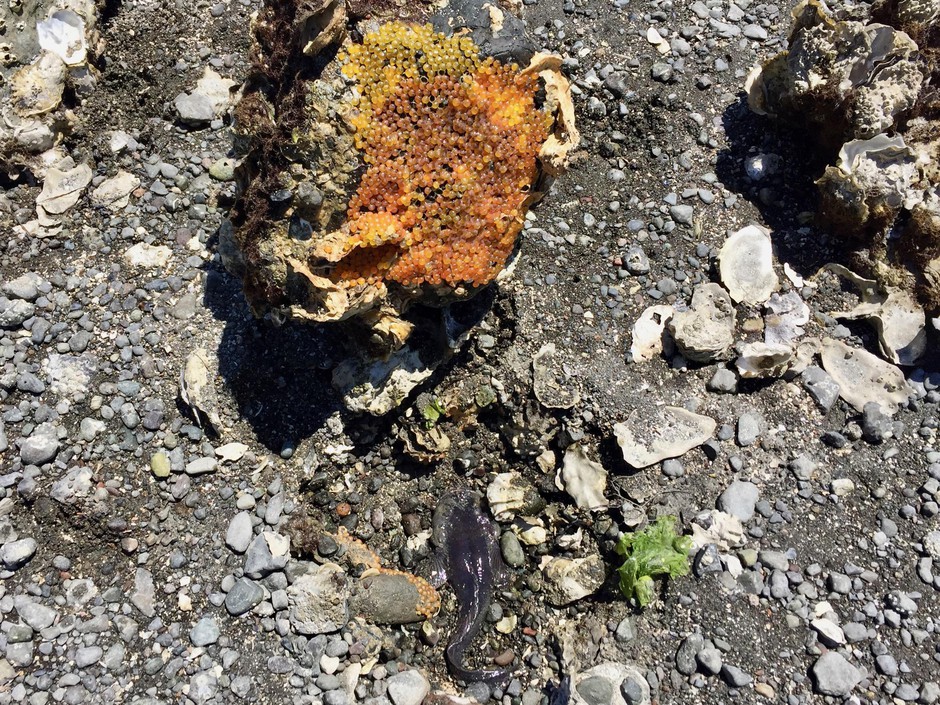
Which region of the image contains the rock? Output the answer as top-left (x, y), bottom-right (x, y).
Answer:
top-left (696, 648), bottom-right (722, 675)
top-left (820, 338), bottom-right (911, 413)
top-left (861, 401), bottom-right (892, 442)
top-left (174, 68), bottom-right (236, 125)
top-left (14, 598), bottom-right (56, 629)
top-left (614, 406), bottom-right (716, 468)
top-left (386, 670), bottom-right (430, 705)
top-left (669, 204), bottom-right (693, 224)
top-left (75, 646), bottom-right (103, 668)
top-left (90, 171), bottom-right (140, 210)
top-left (557, 444), bottom-right (607, 511)
top-left (539, 554), bottom-right (605, 606)
top-left (707, 368), bottom-right (737, 393)
top-left (209, 157), bottom-right (237, 181)
top-left (349, 573), bottom-right (429, 625)
top-left (151, 453), bottom-right (171, 479)
top-left (668, 283), bottom-right (736, 362)
top-left (802, 366), bottom-right (841, 411)
top-left (0, 299), bottom-right (36, 329)
top-left (190, 615), bottom-right (221, 646)
top-left (810, 652), bottom-right (861, 697)
top-left (812, 618), bottom-right (846, 646)
top-left (717, 480), bottom-right (759, 522)
top-left (124, 243), bottom-right (172, 269)
top-left (831, 478), bottom-right (856, 496)
top-left (226, 512), bottom-right (254, 554)
top-left (0, 538), bottom-right (38, 571)
top-left (288, 563), bottom-right (349, 634)
top-left (572, 662), bottom-right (650, 705)
top-left (721, 664), bottom-right (752, 688)
top-left (3, 273), bottom-right (43, 301)
top-left (737, 411), bottom-right (764, 446)
top-left (131, 568), bottom-right (156, 617)
top-left (185, 456), bottom-right (217, 475)
top-left (719, 224), bottom-right (778, 304)
top-left (225, 578), bottom-right (265, 616)
top-left (243, 532), bottom-right (290, 578)
top-left (675, 633), bottom-right (704, 675)
top-left (577, 676), bottom-right (613, 705)
top-left (500, 532), bottom-right (525, 568)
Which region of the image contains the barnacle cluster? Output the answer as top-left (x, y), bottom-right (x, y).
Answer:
top-left (332, 22), bottom-right (551, 289)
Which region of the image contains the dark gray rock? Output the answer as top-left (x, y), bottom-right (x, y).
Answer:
top-left (802, 366), bottom-right (840, 411)
top-left (225, 578), bottom-right (265, 616)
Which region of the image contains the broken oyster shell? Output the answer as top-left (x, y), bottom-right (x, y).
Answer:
top-left (764, 291), bottom-right (809, 346)
top-left (816, 134), bottom-right (919, 236)
top-left (668, 283), bottom-right (736, 363)
top-left (735, 342), bottom-right (794, 379)
top-left (825, 264), bottom-right (927, 366)
top-left (532, 343), bottom-right (580, 410)
top-left (819, 338), bottom-right (912, 414)
top-left (719, 225), bottom-right (778, 305)
top-left (630, 304), bottom-right (674, 363)
top-left (614, 406), bottom-right (716, 469)
top-left (556, 444), bottom-right (607, 512)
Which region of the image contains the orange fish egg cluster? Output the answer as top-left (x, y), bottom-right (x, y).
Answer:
top-left (333, 22), bottom-right (551, 288)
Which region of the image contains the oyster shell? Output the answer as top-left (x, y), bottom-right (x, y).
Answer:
top-left (718, 225), bottom-right (778, 305)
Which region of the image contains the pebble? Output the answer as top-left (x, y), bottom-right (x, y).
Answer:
top-left (0, 538), bottom-right (37, 570)
top-left (717, 480), bottom-right (759, 522)
top-left (811, 652), bottom-right (861, 697)
top-left (190, 615), bottom-right (221, 646)
top-left (225, 578), bottom-right (265, 616)
top-left (226, 511), bottom-right (254, 554)
top-left (386, 670), bottom-right (430, 705)
top-left (669, 204), bottom-right (694, 225)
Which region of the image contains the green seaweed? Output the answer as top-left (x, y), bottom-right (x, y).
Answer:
top-left (615, 515), bottom-right (692, 607)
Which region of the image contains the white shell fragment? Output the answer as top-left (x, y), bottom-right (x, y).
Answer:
top-left (332, 347), bottom-right (432, 416)
top-left (646, 27), bottom-right (670, 54)
top-left (216, 442), bottom-right (249, 463)
top-left (825, 264), bottom-right (927, 366)
top-left (735, 342), bottom-right (794, 379)
top-left (532, 343), bottom-right (580, 409)
top-left (91, 170), bottom-right (141, 211)
top-left (764, 291), bottom-right (809, 346)
top-left (719, 224), bottom-right (778, 304)
top-left (36, 162), bottom-right (93, 215)
top-left (614, 406), bottom-right (716, 469)
top-left (556, 444), bottom-right (607, 512)
top-left (820, 338), bottom-right (912, 414)
top-left (180, 348), bottom-right (223, 431)
top-left (487, 473), bottom-right (532, 522)
top-left (668, 283), bottom-right (735, 363)
top-left (37, 10), bottom-right (87, 66)
top-left (690, 510), bottom-right (745, 551)
top-left (124, 242), bottom-right (172, 269)
top-left (630, 305), bottom-right (674, 362)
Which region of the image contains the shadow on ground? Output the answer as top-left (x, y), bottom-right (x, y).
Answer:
top-left (715, 94), bottom-right (840, 277)
top-left (202, 265), bottom-right (343, 451)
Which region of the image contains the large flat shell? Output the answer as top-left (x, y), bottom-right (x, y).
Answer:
top-left (719, 224), bottom-right (778, 304)
top-left (614, 406), bottom-right (716, 469)
top-left (10, 53), bottom-right (66, 117)
top-left (36, 163), bottom-right (93, 215)
top-left (820, 338), bottom-right (912, 414)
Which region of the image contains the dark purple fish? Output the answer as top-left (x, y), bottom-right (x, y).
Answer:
top-left (432, 489), bottom-right (511, 683)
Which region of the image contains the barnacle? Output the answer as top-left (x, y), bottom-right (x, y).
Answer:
top-left (332, 22), bottom-right (551, 289)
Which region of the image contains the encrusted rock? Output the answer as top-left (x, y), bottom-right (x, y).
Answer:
top-left (539, 554), bottom-right (606, 606)
top-left (668, 283), bottom-right (735, 362)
